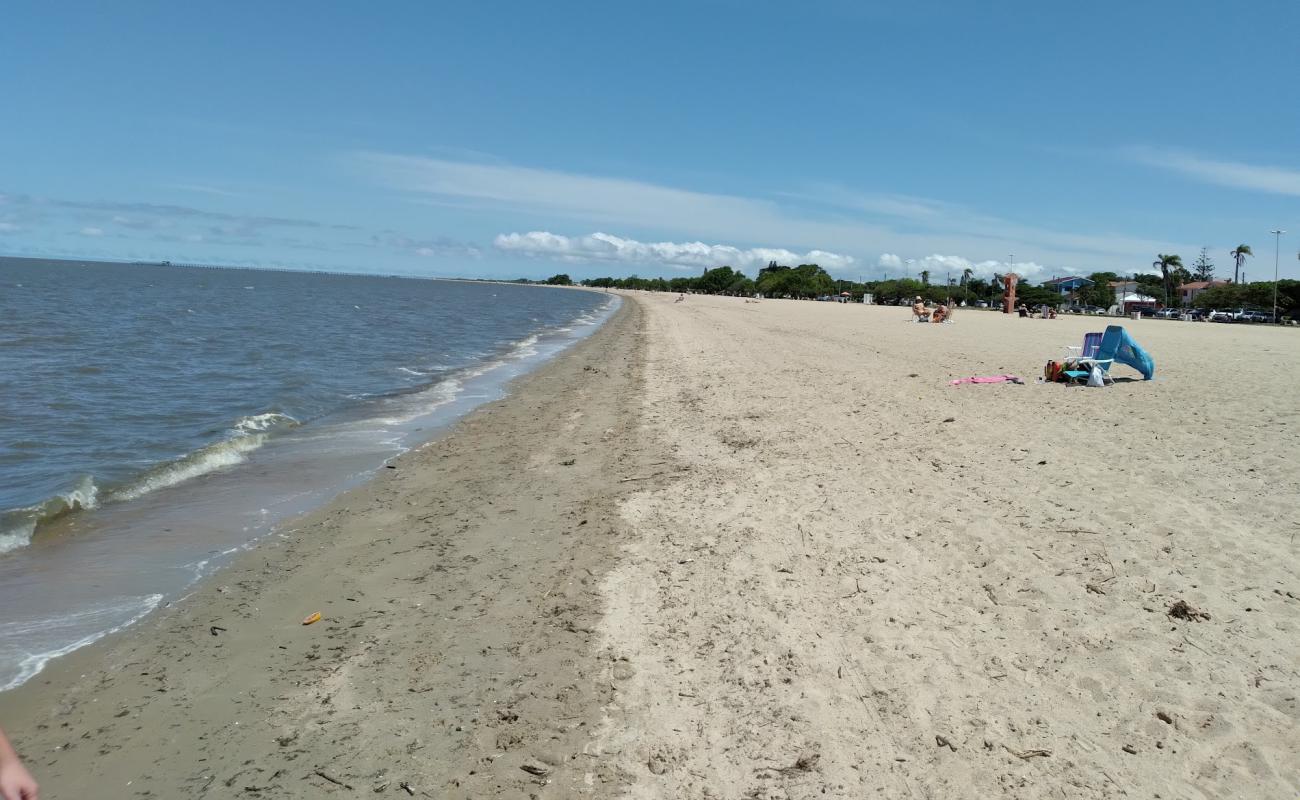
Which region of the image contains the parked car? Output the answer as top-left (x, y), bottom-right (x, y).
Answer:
top-left (1207, 309), bottom-right (1235, 322)
top-left (1076, 305), bottom-right (1105, 315)
top-left (1237, 309), bottom-right (1272, 323)
top-left (1182, 308), bottom-right (1206, 321)
top-left (1136, 306), bottom-right (1159, 317)
top-left (1156, 308), bottom-right (1181, 319)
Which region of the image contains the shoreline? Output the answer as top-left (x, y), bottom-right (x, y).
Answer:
top-left (2, 291), bottom-right (1296, 798)
top-left (0, 294), bottom-right (649, 798)
top-left (0, 290), bottom-right (619, 694)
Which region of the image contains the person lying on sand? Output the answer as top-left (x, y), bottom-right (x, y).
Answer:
top-left (0, 726), bottom-right (38, 800)
top-left (931, 303), bottom-right (948, 323)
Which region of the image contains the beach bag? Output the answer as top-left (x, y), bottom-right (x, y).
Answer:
top-left (1087, 365), bottom-right (1105, 387)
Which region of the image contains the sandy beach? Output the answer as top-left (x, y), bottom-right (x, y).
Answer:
top-left (2, 292), bottom-right (1298, 798)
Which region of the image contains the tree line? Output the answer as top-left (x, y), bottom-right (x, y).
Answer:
top-left (537, 245), bottom-right (1297, 315)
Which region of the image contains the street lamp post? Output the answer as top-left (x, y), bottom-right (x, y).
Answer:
top-left (1270, 229), bottom-right (1285, 323)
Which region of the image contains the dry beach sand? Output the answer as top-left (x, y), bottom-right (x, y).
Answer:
top-left (1, 292), bottom-right (1298, 798)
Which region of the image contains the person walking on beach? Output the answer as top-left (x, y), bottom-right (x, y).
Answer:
top-left (0, 726), bottom-right (38, 799)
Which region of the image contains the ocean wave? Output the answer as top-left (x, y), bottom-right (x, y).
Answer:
top-left (505, 333), bottom-right (541, 359)
top-left (0, 475), bottom-right (99, 555)
top-left (110, 413), bottom-right (299, 502)
top-left (0, 413), bottom-right (300, 554)
top-left (232, 411), bottom-right (298, 435)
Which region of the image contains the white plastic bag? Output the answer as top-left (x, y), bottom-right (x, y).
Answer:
top-left (1087, 365), bottom-right (1105, 387)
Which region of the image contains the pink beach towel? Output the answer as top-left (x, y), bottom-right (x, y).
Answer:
top-left (949, 374), bottom-right (1023, 386)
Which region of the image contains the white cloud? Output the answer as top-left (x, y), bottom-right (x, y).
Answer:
top-left (494, 231), bottom-right (856, 272)
top-left (917, 253), bottom-right (1048, 282)
top-left (878, 253), bottom-right (1052, 282)
top-left (355, 151), bottom-right (1190, 274)
top-left (1126, 147), bottom-right (1300, 197)
top-left (79, 226), bottom-right (104, 236)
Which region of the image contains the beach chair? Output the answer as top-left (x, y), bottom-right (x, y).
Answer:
top-left (1062, 331), bottom-right (1103, 359)
top-left (1061, 331), bottom-right (1113, 385)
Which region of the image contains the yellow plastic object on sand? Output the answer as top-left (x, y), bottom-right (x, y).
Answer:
top-left (301, 611), bottom-right (322, 625)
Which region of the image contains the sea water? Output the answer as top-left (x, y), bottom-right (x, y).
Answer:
top-left (0, 259), bottom-right (616, 690)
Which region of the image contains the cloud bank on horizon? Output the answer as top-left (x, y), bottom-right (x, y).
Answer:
top-left (494, 231), bottom-right (857, 272)
top-left (877, 252), bottom-right (1048, 281)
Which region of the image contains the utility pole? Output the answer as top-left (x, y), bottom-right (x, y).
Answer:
top-left (1270, 230), bottom-right (1285, 323)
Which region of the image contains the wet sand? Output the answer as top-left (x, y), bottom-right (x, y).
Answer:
top-left (0, 295), bottom-right (650, 798)
top-left (2, 292), bottom-right (1298, 798)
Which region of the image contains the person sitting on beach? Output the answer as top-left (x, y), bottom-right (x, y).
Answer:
top-left (911, 296), bottom-right (930, 322)
top-left (1017, 304), bottom-right (1029, 318)
top-left (931, 303), bottom-right (948, 323)
top-left (0, 725), bottom-right (39, 800)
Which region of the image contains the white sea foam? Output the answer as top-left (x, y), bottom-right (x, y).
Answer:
top-left (0, 593), bottom-right (165, 691)
top-left (233, 411), bottom-right (298, 434)
top-left (0, 522), bottom-right (36, 556)
top-left (506, 333), bottom-right (541, 359)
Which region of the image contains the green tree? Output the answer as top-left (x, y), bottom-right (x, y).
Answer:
top-left (1191, 247), bottom-right (1215, 282)
top-left (755, 263), bottom-right (835, 298)
top-left (1080, 272), bottom-right (1119, 308)
top-left (919, 269), bottom-right (930, 286)
top-left (545, 273), bottom-right (572, 286)
top-left (1016, 283), bottom-right (1064, 309)
top-left (1135, 274), bottom-right (1165, 303)
top-left (1153, 254), bottom-right (1183, 307)
top-left (969, 278), bottom-right (992, 303)
top-left (696, 266), bottom-right (741, 294)
top-left (1230, 244), bottom-right (1252, 284)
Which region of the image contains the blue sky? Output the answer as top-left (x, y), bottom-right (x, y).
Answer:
top-left (2, 0), bottom-right (1298, 282)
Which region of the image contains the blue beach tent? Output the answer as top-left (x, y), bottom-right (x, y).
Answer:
top-left (1098, 325), bottom-right (1155, 380)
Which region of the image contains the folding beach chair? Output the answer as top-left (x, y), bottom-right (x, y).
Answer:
top-left (1061, 331), bottom-right (1113, 385)
top-left (1062, 331), bottom-right (1103, 359)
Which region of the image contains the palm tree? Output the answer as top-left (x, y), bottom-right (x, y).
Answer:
top-left (1154, 253), bottom-right (1183, 308)
top-left (920, 269), bottom-right (930, 286)
top-left (1230, 244), bottom-right (1252, 284)
top-left (961, 267), bottom-right (973, 304)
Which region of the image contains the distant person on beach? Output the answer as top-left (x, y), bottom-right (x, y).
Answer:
top-left (931, 302), bottom-right (948, 323)
top-left (911, 296), bottom-right (929, 321)
top-left (0, 726), bottom-right (38, 799)
top-left (1017, 304), bottom-right (1029, 318)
